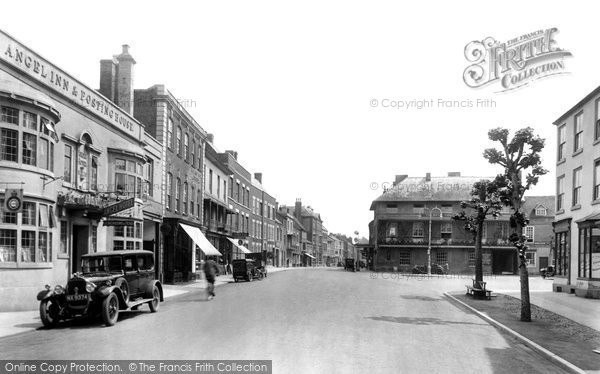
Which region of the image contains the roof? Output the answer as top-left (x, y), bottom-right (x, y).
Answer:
top-left (82, 250), bottom-right (153, 258)
top-left (553, 85), bottom-right (600, 125)
top-left (370, 176), bottom-right (492, 209)
top-left (522, 196), bottom-right (555, 217)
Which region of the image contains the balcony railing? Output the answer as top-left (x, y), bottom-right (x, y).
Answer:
top-left (378, 237), bottom-right (512, 246)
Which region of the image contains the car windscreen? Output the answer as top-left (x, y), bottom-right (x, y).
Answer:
top-left (81, 256), bottom-right (122, 274)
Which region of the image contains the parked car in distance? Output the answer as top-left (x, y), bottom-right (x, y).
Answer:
top-left (37, 250), bottom-right (163, 328)
top-left (344, 258), bottom-right (355, 271)
top-left (232, 259), bottom-right (264, 282)
top-left (540, 265), bottom-right (555, 279)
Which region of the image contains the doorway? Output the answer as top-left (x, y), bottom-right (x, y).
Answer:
top-left (72, 225), bottom-right (89, 273)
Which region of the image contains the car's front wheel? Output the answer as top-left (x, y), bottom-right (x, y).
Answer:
top-left (39, 299), bottom-right (59, 328)
top-left (148, 286), bottom-right (160, 313)
top-left (102, 293), bottom-right (119, 326)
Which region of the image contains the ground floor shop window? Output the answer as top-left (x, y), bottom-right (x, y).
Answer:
top-left (555, 231), bottom-right (569, 276)
top-left (578, 225), bottom-right (600, 279)
top-left (0, 198), bottom-right (53, 265)
top-left (112, 222), bottom-right (142, 251)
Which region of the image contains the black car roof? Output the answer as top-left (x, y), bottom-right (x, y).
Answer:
top-left (81, 250), bottom-right (154, 259)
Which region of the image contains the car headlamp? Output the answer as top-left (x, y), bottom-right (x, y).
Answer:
top-left (53, 285), bottom-right (65, 295)
top-left (85, 282), bottom-right (96, 293)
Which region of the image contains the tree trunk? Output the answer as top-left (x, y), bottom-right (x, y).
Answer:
top-left (519, 254), bottom-right (532, 322)
top-left (512, 175), bottom-right (532, 322)
top-left (475, 221), bottom-right (484, 283)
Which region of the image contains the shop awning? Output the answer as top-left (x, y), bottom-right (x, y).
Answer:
top-left (179, 223), bottom-right (222, 256)
top-left (227, 237), bottom-right (251, 254)
top-left (304, 253), bottom-right (316, 259)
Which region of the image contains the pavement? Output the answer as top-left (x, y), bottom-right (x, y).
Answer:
top-left (0, 265), bottom-right (301, 339)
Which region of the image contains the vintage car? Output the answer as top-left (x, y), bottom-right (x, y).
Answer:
top-left (344, 258), bottom-right (355, 271)
top-left (37, 250), bottom-right (163, 328)
top-left (232, 254), bottom-right (267, 282)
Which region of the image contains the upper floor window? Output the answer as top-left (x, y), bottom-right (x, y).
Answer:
top-left (573, 167), bottom-right (582, 207)
top-left (184, 133), bottom-right (189, 162)
top-left (557, 176), bottom-right (565, 211)
top-left (175, 178), bottom-right (181, 213)
top-left (535, 206), bottom-right (547, 216)
top-left (386, 204), bottom-right (397, 213)
top-left (596, 99), bottom-right (600, 141)
top-left (1, 106), bottom-right (18, 124)
top-left (209, 169), bottom-right (213, 194)
top-left (558, 124), bottom-right (566, 161)
top-left (595, 159), bottom-right (600, 201)
top-left (166, 173), bottom-right (173, 210)
top-left (574, 112), bottom-right (583, 153)
top-left (183, 182), bottom-right (188, 215)
top-left (412, 222), bottom-right (424, 238)
top-left (523, 226), bottom-right (535, 242)
top-left (191, 140), bottom-right (196, 167)
top-left (114, 158), bottom-right (142, 197)
top-left (176, 127), bottom-right (182, 156)
top-left (440, 222), bottom-right (452, 239)
top-left (167, 118), bottom-right (173, 150)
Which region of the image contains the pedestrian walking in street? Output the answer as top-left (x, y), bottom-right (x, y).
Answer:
top-left (203, 258), bottom-right (219, 300)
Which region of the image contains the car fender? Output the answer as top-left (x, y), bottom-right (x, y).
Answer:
top-left (37, 290), bottom-right (53, 301)
top-left (97, 285), bottom-right (128, 309)
top-left (143, 280), bottom-right (164, 302)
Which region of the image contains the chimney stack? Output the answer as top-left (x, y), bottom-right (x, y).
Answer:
top-left (206, 133), bottom-right (214, 143)
top-left (393, 174), bottom-right (408, 186)
top-left (225, 150), bottom-right (238, 160)
top-left (115, 44), bottom-right (136, 115)
top-left (99, 58), bottom-right (117, 102)
top-left (448, 172), bottom-right (461, 177)
top-left (425, 172), bottom-right (431, 182)
top-left (254, 172), bottom-right (262, 183)
top-left (295, 198), bottom-right (302, 219)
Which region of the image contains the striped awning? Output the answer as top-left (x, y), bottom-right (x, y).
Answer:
top-left (179, 223), bottom-right (221, 256)
top-left (227, 237), bottom-right (251, 254)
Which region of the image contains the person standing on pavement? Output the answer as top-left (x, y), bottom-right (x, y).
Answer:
top-left (203, 258), bottom-right (219, 300)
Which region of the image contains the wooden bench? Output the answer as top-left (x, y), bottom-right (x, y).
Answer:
top-left (465, 279), bottom-right (494, 300)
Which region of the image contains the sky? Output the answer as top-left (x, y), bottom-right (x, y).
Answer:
top-left (2, 0), bottom-right (598, 237)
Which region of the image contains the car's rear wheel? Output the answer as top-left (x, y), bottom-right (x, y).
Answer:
top-left (148, 286), bottom-right (160, 313)
top-left (115, 278), bottom-right (129, 304)
top-left (39, 299), bottom-right (59, 328)
top-left (102, 293), bottom-right (119, 326)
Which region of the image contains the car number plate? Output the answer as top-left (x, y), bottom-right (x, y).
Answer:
top-left (67, 294), bottom-right (89, 301)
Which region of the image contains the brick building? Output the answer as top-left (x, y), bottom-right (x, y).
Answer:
top-left (520, 196), bottom-right (555, 275)
top-left (369, 173), bottom-right (515, 274)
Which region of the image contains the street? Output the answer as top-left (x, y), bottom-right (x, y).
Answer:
top-left (0, 269), bottom-right (566, 374)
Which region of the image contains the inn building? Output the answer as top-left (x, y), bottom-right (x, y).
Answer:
top-left (552, 87), bottom-right (600, 298)
top-left (369, 173), bottom-right (517, 274)
top-left (0, 31), bottom-right (153, 310)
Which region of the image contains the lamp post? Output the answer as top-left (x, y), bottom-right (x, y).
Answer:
top-left (427, 206), bottom-right (442, 275)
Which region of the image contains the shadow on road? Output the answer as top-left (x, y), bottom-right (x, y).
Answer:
top-left (364, 316), bottom-right (488, 326)
top-left (399, 295), bottom-right (441, 301)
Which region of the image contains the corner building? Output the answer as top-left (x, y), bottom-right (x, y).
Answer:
top-left (0, 32), bottom-right (150, 310)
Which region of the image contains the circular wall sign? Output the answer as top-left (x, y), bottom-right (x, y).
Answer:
top-left (6, 196), bottom-right (21, 211)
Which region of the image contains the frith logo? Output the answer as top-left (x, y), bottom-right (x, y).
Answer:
top-left (463, 28), bottom-right (572, 92)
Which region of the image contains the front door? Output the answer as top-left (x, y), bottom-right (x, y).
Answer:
top-left (72, 225), bottom-right (89, 274)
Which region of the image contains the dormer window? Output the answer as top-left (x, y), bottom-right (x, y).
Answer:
top-left (535, 206), bottom-right (547, 216)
